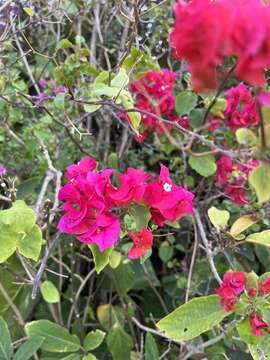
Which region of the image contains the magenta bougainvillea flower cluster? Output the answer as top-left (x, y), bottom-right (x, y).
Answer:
top-left (122, 69), bottom-right (189, 141)
top-left (171, 0), bottom-right (270, 91)
top-left (216, 272), bottom-right (270, 337)
top-left (215, 156), bottom-right (259, 205)
top-left (58, 157), bottom-right (194, 259)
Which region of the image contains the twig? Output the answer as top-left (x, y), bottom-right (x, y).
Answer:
top-left (185, 219), bottom-right (199, 302)
top-left (31, 232), bottom-right (61, 299)
top-left (194, 210), bottom-right (222, 284)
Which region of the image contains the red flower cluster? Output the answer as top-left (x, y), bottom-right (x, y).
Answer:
top-left (216, 272), bottom-right (247, 312)
top-left (259, 278), bottom-right (270, 295)
top-left (249, 314), bottom-right (269, 337)
top-left (215, 156), bottom-right (259, 205)
top-left (170, 0), bottom-right (270, 91)
top-left (58, 157), bottom-right (194, 258)
top-left (224, 84), bottom-right (259, 130)
top-left (125, 69), bottom-right (189, 141)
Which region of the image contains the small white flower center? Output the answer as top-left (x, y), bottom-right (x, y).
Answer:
top-left (163, 182), bottom-right (172, 192)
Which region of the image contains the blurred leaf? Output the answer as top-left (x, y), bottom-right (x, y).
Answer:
top-left (17, 224), bottom-right (42, 261)
top-left (83, 329), bottom-right (106, 351)
top-left (111, 69), bottom-right (129, 88)
top-left (53, 93), bottom-right (65, 110)
top-left (246, 230), bottom-right (270, 247)
top-left (236, 128), bottom-right (258, 146)
top-left (83, 355), bottom-right (96, 360)
top-left (89, 244), bottom-right (113, 274)
top-left (109, 251), bottom-right (122, 269)
top-left (230, 215), bottom-right (258, 239)
top-left (189, 155), bottom-right (217, 177)
top-left (106, 325), bottom-right (133, 360)
top-left (97, 304), bottom-right (125, 331)
top-left (158, 242), bottom-right (173, 262)
top-left (208, 206), bottom-right (230, 232)
top-left (249, 164), bottom-right (270, 204)
top-left (14, 336), bottom-right (44, 360)
top-left (145, 333), bottom-right (159, 360)
top-left (0, 201), bottom-right (35, 233)
top-left (23, 7), bottom-right (34, 16)
top-left (0, 317), bottom-right (13, 360)
top-left (157, 295), bottom-right (227, 341)
top-left (0, 228), bottom-right (18, 263)
top-left (114, 263), bottom-right (135, 295)
top-left (175, 91), bottom-right (197, 115)
top-left (40, 281), bottom-right (60, 304)
top-left (25, 320), bottom-right (81, 353)
top-left (130, 204), bottom-right (151, 231)
top-left (57, 39), bottom-right (73, 50)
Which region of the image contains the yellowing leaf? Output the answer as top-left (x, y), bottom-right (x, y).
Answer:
top-left (249, 164), bottom-right (270, 204)
top-left (230, 215), bottom-right (258, 239)
top-left (208, 206), bottom-right (230, 231)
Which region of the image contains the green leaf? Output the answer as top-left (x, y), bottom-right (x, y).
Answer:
top-left (60, 355), bottom-right (82, 360)
top-left (40, 281), bottom-right (60, 304)
top-left (25, 320), bottom-right (81, 353)
top-left (0, 317), bottom-right (13, 360)
top-left (122, 47), bottom-right (160, 79)
top-left (158, 242), bottom-right (173, 262)
top-left (83, 329), bottom-right (105, 351)
top-left (157, 295), bottom-right (228, 341)
top-left (119, 91), bottom-right (141, 131)
top-left (83, 355), bottom-right (97, 360)
top-left (189, 155), bottom-right (217, 177)
top-left (89, 244), bottom-right (113, 274)
top-left (249, 164), bottom-right (270, 204)
top-left (14, 337), bottom-right (44, 360)
top-left (106, 325), bottom-right (133, 360)
top-left (248, 335), bottom-right (270, 359)
top-left (130, 204), bottom-right (151, 231)
top-left (53, 93), bottom-right (65, 110)
top-left (145, 333), bottom-right (159, 360)
top-left (237, 318), bottom-right (260, 346)
top-left (175, 91), bottom-right (198, 116)
top-left (111, 69), bottom-right (129, 88)
top-left (236, 128), bottom-right (258, 146)
top-left (83, 104), bottom-right (101, 113)
top-left (189, 109), bottom-right (205, 128)
top-left (97, 304), bottom-right (125, 330)
top-left (246, 230), bottom-right (270, 247)
top-left (109, 251), bottom-right (122, 269)
top-left (0, 227), bottom-right (18, 263)
top-left (208, 206), bottom-right (230, 232)
top-left (0, 200), bottom-right (35, 233)
top-left (17, 224), bottom-right (42, 261)
top-left (114, 263), bottom-right (135, 295)
top-left (23, 7), bottom-right (34, 16)
top-left (57, 39), bottom-right (73, 50)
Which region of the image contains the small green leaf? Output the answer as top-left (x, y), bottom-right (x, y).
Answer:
top-left (175, 91), bottom-right (198, 116)
top-left (89, 244), bottom-right (113, 274)
top-left (106, 325), bottom-right (133, 360)
top-left (130, 204), bottom-right (151, 231)
top-left (14, 337), bottom-right (44, 360)
top-left (157, 295), bottom-right (228, 341)
top-left (237, 318), bottom-right (260, 346)
top-left (145, 333), bottom-right (159, 360)
top-left (0, 200), bottom-right (35, 233)
top-left (0, 317), bottom-right (13, 360)
top-left (246, 230), bottom-right (270, 247)
top-left (114, 263), bottom-right (135, 295)
top-left (17, 224), bottom-right (42, 261)
top-left (40, 281), bottom-right (60, 304)
top-left (57, 39), bottom-right (73, 50)
top-left (189, 155), bottom-right (217, 177)
top-left (25, 320), bottom-right (81, 353)
top-left (208, 206), bottom-right (230, 232)
top-left (236, 128), bottom-right (258, 146)
top-left (159, 242), bottom-right (173, 262)
top-left (84, 104), bottom-right (101, 113)
top-left (109, 251), bottom-right (122, 269)
top-left (83, 355), bottom-right (97, 360)
top-left (83, 329), bottom-right (106, 351)
top-left (0, 228), bottom-right (18, 263)
top-left (111, 68), bottom-right (129, 88)
top-left (53, 93), bottom-right (65, 110)
top-left (23, 7), bottom-right (34, 16)
top-left (249, 164), bottom-right (270, 204)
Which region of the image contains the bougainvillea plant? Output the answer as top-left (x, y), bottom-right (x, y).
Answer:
top-left (1, 0), bottom-right (270, 359)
